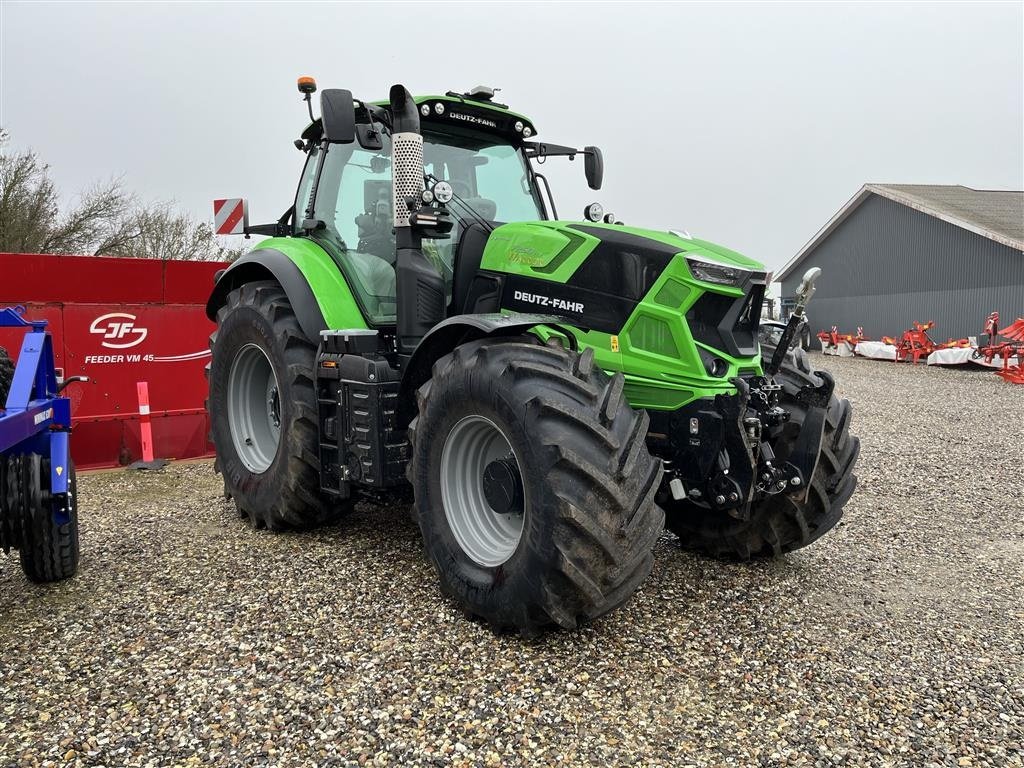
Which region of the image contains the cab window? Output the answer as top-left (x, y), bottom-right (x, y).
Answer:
top-left (311, 138), bottom-right (397, 325)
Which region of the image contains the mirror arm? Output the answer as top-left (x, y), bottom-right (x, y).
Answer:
top-left (522, 141), bottom-right (580, 160)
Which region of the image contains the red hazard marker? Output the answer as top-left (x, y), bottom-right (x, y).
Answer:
top-left (137, 381), bottom-right (155, 463)
top-left (213, 198), bottom-right (248, 235)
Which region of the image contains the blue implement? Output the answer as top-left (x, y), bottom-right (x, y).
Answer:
top-left (0, 306), bottom-right (81, 581)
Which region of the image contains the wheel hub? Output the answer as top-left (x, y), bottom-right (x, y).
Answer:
top-left (267, 384), bottom-right (280, 429)
top-left (482, 457), bottom-right (524, 516)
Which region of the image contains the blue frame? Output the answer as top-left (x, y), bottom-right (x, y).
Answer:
top-left (0, 306), bottom-right (71, 499)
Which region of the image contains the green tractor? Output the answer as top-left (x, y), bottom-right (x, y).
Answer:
top-left (206, 80), bottom-right (859, 633)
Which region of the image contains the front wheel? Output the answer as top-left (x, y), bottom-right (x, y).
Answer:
top-left (409, 340), bottom-right (664, 634)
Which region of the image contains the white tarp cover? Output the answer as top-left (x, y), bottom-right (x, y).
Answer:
top-left (819, 340), bottom-right (856, 357)
top-left (855, 341), bottom-right (898, 361)
top-left (927, 348), bottom-right (1008, 368)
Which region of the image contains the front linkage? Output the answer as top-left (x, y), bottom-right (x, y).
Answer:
top-left (649, 364), bottom-right (833, 522)
top-left (650, 268), bottom-right (830, 522)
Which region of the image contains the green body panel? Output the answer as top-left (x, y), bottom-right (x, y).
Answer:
top-left (252, 237), bottom-right (368, 331)
top-left (482, 221), bottom-right (765, 410)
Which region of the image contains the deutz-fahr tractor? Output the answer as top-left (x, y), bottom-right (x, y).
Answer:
top-left (206, 80), bottom-right (859, 633)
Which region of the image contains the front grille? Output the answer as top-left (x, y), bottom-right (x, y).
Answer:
top-left (685, 280), bottom-right (764, 358)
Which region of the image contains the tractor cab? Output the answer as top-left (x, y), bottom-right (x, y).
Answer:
top-left (288, 89), bottom-right (553, 327)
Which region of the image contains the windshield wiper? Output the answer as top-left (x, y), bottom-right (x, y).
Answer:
top-left (424, 174), bottom-right (494, 233)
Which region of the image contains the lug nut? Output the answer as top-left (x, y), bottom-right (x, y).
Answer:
top-left (728, 492), bottom-right (739, 502)
top-left (776, 480), bottom-right (788, 490)
top-left (791, 477), bottom-right (802, 486)
top-left (715, 495), bottom-right (726, 505)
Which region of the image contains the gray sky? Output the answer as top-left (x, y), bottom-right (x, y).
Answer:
top-left (2, 1), bottom-right (1021, 273)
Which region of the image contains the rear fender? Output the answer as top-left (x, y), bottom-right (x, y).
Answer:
top-left (206, 238), bottom-right (368, 341)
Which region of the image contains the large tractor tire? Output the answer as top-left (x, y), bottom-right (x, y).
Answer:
top-left (0, 346), bottom-right (13, 405)
top-left (19, 457), bottom-right (80, 583)
top-left (207, 280), bottom-right (334, 530)
top-left (408, 339), bottom-right (664, 634)
top-left (665, 346), bottom-right (859, 559)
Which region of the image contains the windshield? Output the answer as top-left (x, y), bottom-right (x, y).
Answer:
top-left (422, 131), bottom-right (544, 223)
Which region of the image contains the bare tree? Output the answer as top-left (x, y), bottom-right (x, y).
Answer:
top-left (0, 129), bottom-right (245, 261)
top-left (107, 203), bottom-right (246, 262)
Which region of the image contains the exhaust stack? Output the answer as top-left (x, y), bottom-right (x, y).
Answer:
top-left (389, 84), bottom-right (426, 228)
top-left (389, 84), bottom-right (445, 363)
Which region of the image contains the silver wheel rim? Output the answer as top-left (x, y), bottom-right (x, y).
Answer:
top-left (440, 415), bottom-right (526, 567)
top-left (227, 343), bottom-right (281, 473)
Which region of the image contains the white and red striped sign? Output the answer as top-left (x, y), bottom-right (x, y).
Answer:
top-left (213, 198), bottom-right (248, 235)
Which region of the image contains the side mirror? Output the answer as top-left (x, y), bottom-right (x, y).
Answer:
top-left (320, 89), bottom-right (356, 144)
top-left (356, 123), bottom-right (383, 151)
top-left (584, 146), bottom-right (603, 190)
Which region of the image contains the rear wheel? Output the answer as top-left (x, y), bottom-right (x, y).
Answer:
top-left (409, 340), bottom-right (664, 634)
top-left (0, 347), bottom-right (13, 405)
top-left (208, 280), bottom-right (337, 530)
top-left (19, 457), bottom-right (79, 583)
top-left (665, 347), bottom-right (859, 558)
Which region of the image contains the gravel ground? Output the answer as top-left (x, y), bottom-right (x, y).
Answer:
top-left (1, 354), bottom-right (1021, 767)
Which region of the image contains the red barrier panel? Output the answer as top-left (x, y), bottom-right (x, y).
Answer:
top-left (0, 253), bottom-right (225, 469)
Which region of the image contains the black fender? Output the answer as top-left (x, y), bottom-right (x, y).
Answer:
top-left (205, 249), bottom-right (328, 343)
top-left (398, 312), bottom-right (569, 419)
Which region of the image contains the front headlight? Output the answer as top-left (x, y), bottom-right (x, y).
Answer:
top-left (686, 256), bottom-right (749, 286)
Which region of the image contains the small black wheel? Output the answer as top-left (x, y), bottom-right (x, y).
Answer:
top-left (0, 346), bottom-right (13, 405)
top-left (665, 346), bottom-right (859, 559)
top-left (207, 280), bottom-right (340, 530)
top-left (409, 339), bottom-right (664, 634)
top-left (20, 456), bottom-right (80, 583)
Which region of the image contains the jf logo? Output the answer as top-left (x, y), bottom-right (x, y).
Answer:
top-left (89, 313), bottom-right (149, 349)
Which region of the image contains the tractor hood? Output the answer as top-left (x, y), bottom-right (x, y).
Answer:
top-left (474, 219), bottom-right (769, 408)
top-left (478, 219), bottom-right (768, 338)
top-left (480, 220), bottom-right (764, 282)
top-left (479, 219), bottom-right (761, 274)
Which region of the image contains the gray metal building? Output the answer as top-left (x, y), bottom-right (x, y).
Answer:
top-left (776, 185), bottom-right (1024, 341)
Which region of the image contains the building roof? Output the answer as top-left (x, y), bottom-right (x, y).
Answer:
top-left (777, 184), bottom-right (1024, 282)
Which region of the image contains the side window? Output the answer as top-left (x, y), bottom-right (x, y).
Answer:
top-left (337, 147), bottom-right (393, 260)
top-left (312, 138), bottom-right (398, 325)
top-left (314, 139), bottom-right (394, 262)
top-left (293, 145), bottom-right (319, 234)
